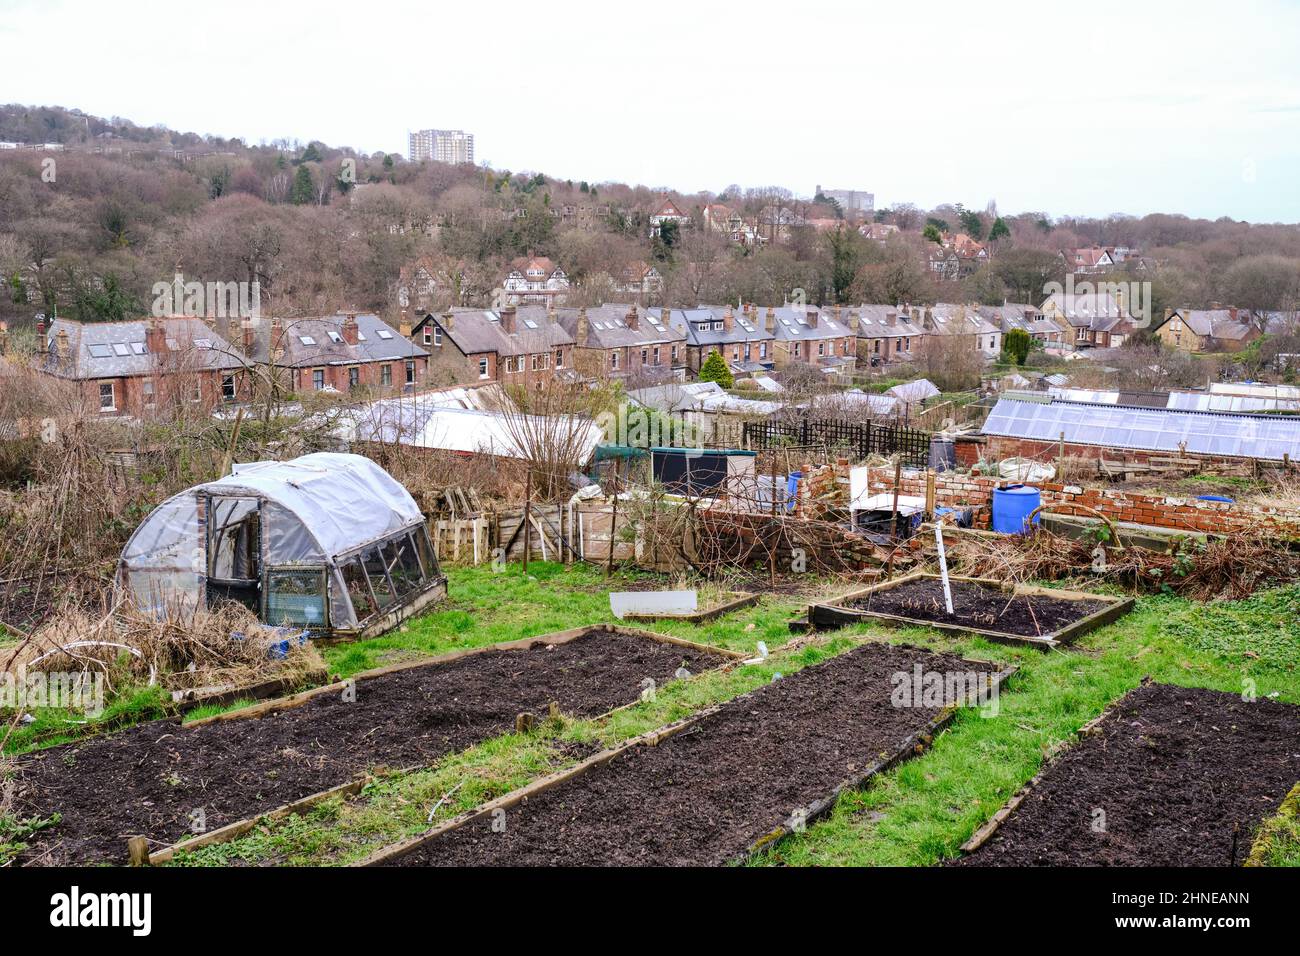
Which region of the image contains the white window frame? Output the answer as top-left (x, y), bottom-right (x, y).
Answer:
top-left (99, 381), bottom-right (116, 411)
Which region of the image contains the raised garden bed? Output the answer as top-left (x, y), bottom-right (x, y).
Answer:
top-left (363, 642), bottom-right (1015, 867)
top-left (619, 591), bottom-right (759, 624)
top-left (956, 683), bottom-right (1300, 866)
top-left (806, 573), bottom-right (1133, 650)
top-left (12, 625), bottom-right (737, 866)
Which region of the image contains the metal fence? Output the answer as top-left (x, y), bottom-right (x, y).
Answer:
top-left (742, 417), bottom-right (932, 468)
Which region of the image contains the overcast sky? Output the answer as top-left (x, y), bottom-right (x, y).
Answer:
top-left (4, 0), bottom-right (1299, 222)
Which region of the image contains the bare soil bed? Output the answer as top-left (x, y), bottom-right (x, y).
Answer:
top-left (957, 683), bottom-right (1300, 866)
top-left (845, 577), bottom-right (1107, 638)
top-left (13, 629), bottom-right (723, 866)
top-left (385, 642), bottom-right (1003, 867)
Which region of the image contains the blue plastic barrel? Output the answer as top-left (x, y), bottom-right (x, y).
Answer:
top-left (992, 484), bottom-right (1041, 534)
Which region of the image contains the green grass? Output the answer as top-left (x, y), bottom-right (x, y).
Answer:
top-left (2, 685), bottom-right (170, 756)
top-left (15, 560), bottom-right (1300, 867)
top-left (1247, 784), bottom-right (1300, 867)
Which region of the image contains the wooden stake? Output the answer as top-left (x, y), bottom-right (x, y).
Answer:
top-left (605, 457), bottom-right (619, 578)
top-left (127, 835), bottom-right (149, 867)
top-left (522, 472), bottom-right (531, 573)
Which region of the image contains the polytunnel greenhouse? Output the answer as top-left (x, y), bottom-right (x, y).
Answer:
top-left (116, 453), bottom-right (446, 637)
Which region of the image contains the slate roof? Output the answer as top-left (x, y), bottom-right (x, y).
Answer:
top-left (41, 317), bottom-right (246, 379)
top-left (421, 307), bottom-right (574, 358)
top-left (558, 304), bottom-right (685, 349)
top-left (1166, 309), bottom-right (1256, 341)
top-left (662, 306), bottom-right (773, 348)
top-left (248, 314), bottom-right (427, 368)
top-left (852, 304), bottom-right (925, 338)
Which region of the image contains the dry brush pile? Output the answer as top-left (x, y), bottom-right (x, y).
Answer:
top-left (946, 527), bottom-right (1300, 601)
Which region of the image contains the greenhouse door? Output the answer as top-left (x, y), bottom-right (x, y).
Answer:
top-left (206, 496), bottom-right (262, 612)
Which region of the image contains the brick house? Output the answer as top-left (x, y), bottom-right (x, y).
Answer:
top-left (1039, 290), bottom-right (1135, 348)
top-left (556, 304), bottom-right (686, 383)
top-left (761, 305), bottom-right (857, 376)
top-left (660, 305), bottom-right (775, 377)
top-left (247, 312), bottom-right (429, 395)
top-left (37, 316), bottom-right (250, 417)
top-left (413, 305), bottom-right (575, 388)
top-left (852, 305), bottom-right (925, 366)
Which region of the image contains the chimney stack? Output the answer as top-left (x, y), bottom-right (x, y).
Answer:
top-left (500, 305), bottom-right (517, 334)
top-left (271, 318), bottom-right (285, 363)
top-left (36, 317), bottom-right (46, 337)
top-left (242, 319), bottom-right (255, 356)
top-left (442, 310), bottom-right (455, 332)
top-left (226, 317), bottom-right (240, 346)
top-left (886, 311), bottom-right (897, 328)
top-left (343, 313), bottom-right (359, 345)
top-left (625, 305), bottom-right (639, 330)
top-left (397, 309), bottom-right (411, 339)
top-left (146, 317), bottom-right (167, 356)
top-left (807, 308), bottom-right (819, 329)
top-left (847, 311), bottom-right (859, 333)
top-left (723, 305), bottom-right (734, 332)
top-left (55, 327), bottom-right (70, 364)
top-left (547, 303), bottom-right (557, 324)
top-left (577, 307), bottom-right (590, 347)
top-left (765, 307), bottom-right (776, 333)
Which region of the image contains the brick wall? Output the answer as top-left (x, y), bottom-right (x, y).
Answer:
top-left (980, 435), bottom-right (1257, 471)
top-left (861, 466), bottom-right (1300, 536)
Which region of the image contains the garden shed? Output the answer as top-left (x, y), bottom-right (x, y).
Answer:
top-left (116, 452), bottom-right (446, 638)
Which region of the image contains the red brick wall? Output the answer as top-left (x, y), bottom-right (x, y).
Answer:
top-left (861, 466), bottom-right (1300, 536)
top-left (980, 435), bottom-right (1254, 472)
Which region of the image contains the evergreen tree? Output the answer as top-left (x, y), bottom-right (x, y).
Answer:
top-left (698, 349), bottom-right (734, 388)
top-left (1002, 327), bottom-right (1032, 366)
top-left (291, 165), bottom-right (315, 204)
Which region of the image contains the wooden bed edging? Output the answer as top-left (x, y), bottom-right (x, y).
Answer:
top-left (355, 646), bottom-right (1016, 868)
top-left (353, 709), bottom-right (716, 867)
top-left (186, 623), bottom-right (741, 729)
top-left (957, 685), bottom-right (1138, 855)
top-left (146, 774), bottom-right (375, 866)
top-left (621, 591), bottom-right (760, 624)
top-left (804, 572), bottom-right (1134, 651)
top-left (742, 661), bottom-right (1018, 861)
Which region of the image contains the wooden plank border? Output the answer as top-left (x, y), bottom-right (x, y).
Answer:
top-left (355, 647), bottom-right (1015, 868)
top-left (804, 573), bottom-right (1133, 651)
top-left (741, 660), bottom-right (1017, 861)
top-left (185, 623), bottom-right (741, 729)
top-left (621, 591), bottom-right (760, 624)
top-left (958, 686), bottom-right (1138, 855)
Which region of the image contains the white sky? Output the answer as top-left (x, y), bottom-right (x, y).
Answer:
top-left (3, 0), bottom-right (1299, 222)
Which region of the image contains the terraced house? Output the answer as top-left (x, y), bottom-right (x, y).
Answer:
top-left (37, 316), bottom-right (249, 416)
top-left (249, 312), bottom-right (428, 395)
top-left (852, 305), bottom-right (925, 366)
top-left (660, 304), bottom-right (775, 376)
top-left (414, 305), bottom-right (575, 387)
top-left (558, 304), bottom-right (685, 382)
top-left (1151, 307), bottom-right (1260, 353)
top-left (761, 304), bottom-right (857, 377)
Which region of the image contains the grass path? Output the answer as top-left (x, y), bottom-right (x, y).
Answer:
top-left (167, 568), bottom-right (1300, 867)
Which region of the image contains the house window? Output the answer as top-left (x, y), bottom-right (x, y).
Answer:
top-left (873, 340), bottom-right (880, 354)
top-left (793, 342), bottom-right (801, 357)
top-left (732, 346), bottom-right (739, 360)
top-left (382, 364), bottom-right (393, 386)
top-left (818, 342), bottom-right (825, 356)
top-left (433, 326), bottom-right (443, 346)
top-left (555, 348), bottom-right (563, 368)
top-left (222, 375), bottom-right (236, 401)
top-left (406, 360), bottom-right (416, 385)
top-left (504, 357), bottom-right (514, 373)
top-left (671, 345), bottom-right (678, 362)
top-left (312, 368), bottom-right (325, 391)
top-left (423, 326), bottom-right (432, 345)
top-left (99, 381), bottom-right (115, 411)
top-left (610, 351), bottom-right (619, 370)
top-left (759, 343), bottom-right (767, 359)
top-left (641, 348), bottom-right (648, 364)
top-left (142, 379), bottom-right (155, 406)
top-left (349, 366), bottom-right (360, 390)
top-left (191, 381), bottom-right (202, 403)
top-left (477, 359), bottom-right (488, 380)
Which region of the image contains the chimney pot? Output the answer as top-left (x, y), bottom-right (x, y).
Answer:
top-left (342, 313), bottom-right (360, 346)
top-left (577, 307), bottom-right (589, 347)
top-left (442, 310), bottom-right (454, 332)
top-left (398, 308), bottom-right (412, 339)
top-left (625, 305), bottom-right (638, 330)
top-left (765, 307), bottom-right (776, 333)
top-left (500, 305), bottom-right (517, 334)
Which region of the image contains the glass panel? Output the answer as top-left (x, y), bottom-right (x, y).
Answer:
top-left (341, 556), bottom-right (378, 621)
top-left (361, 546), bottom-right (395, 609)
top-left (265, 568), bottom-right (327, 627)
top-left (383, 537), bottom-right (422, 597)
top-left (413, 526), bottom-right (438, 580)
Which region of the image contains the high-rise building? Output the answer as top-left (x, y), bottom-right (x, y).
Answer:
top-left (408, 129), bottom-right (475, 164)
top-left (815, 185), bottom-right (874, 215)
